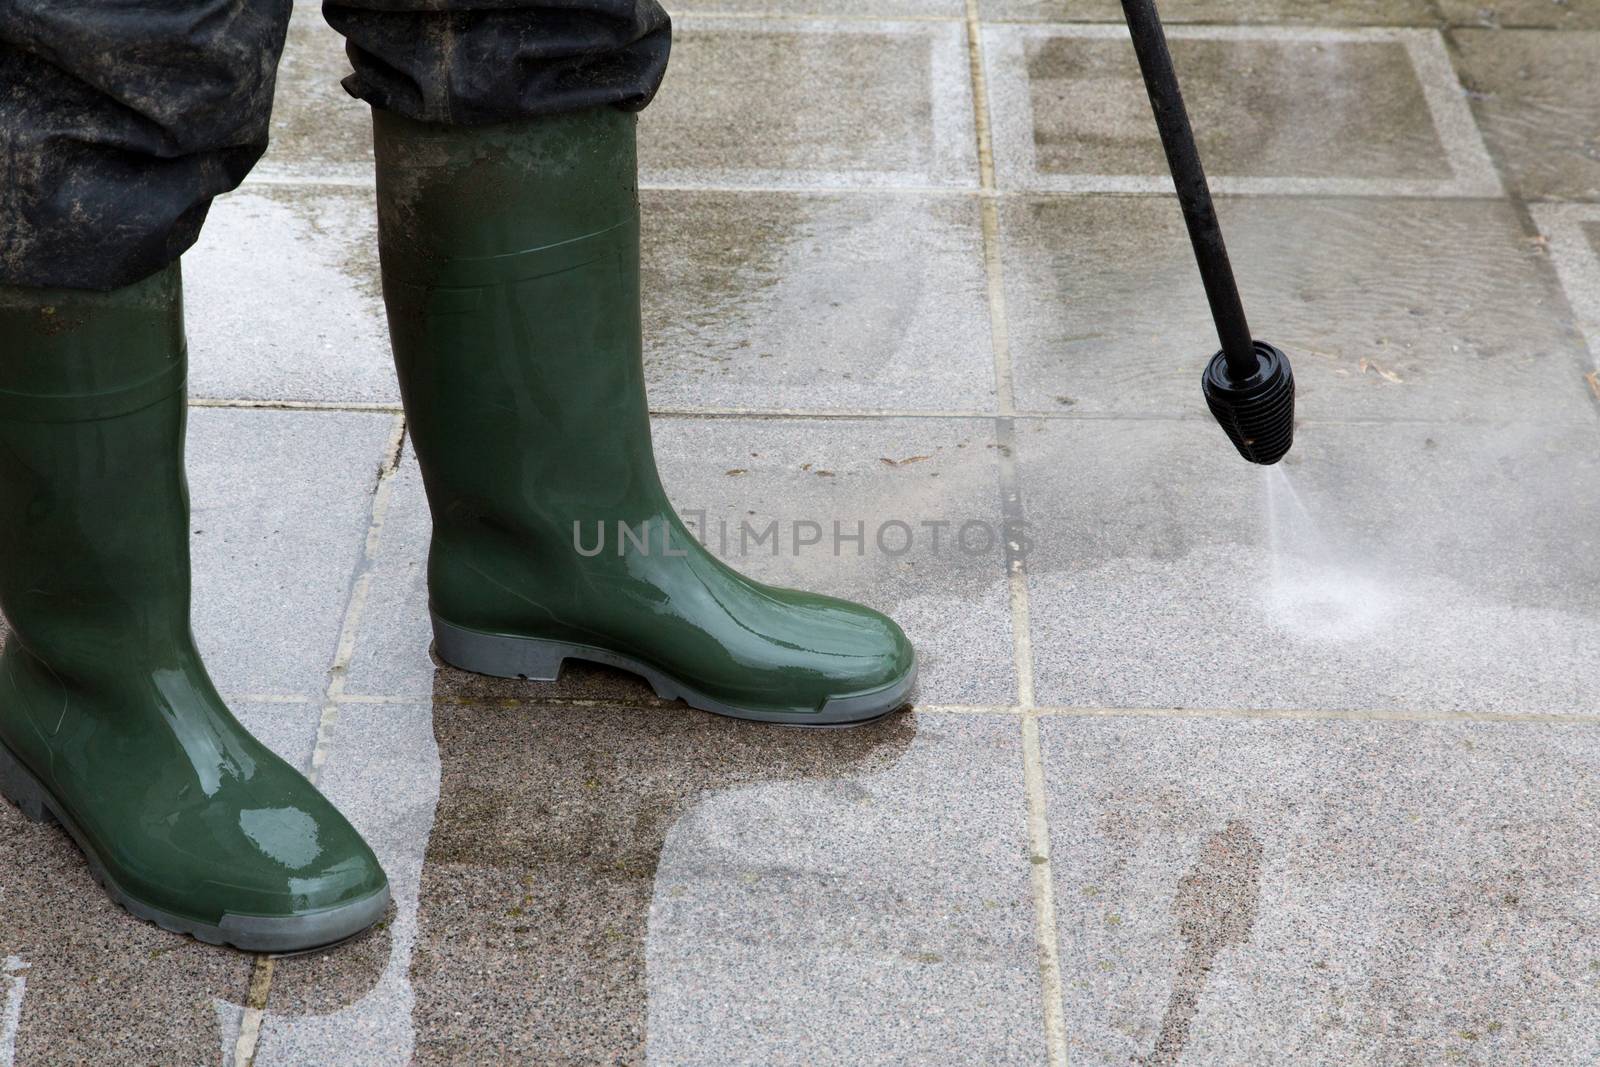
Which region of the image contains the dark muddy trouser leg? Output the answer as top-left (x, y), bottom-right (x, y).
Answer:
top-left (321, 0), bottom-right (672, 123)
top-left (0, 1), bottom-right (294, 290)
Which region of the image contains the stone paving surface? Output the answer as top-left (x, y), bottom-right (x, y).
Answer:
top-left (2, 3), bottom-right (1600, 1066)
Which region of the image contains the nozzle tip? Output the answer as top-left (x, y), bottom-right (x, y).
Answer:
top-left (1201, 342), bottom-right (1295, 465)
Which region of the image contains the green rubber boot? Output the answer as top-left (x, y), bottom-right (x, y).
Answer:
top-left (0, 266), bottom-right (390, 951)
top-left (374, 108), bottom-right (917, 725)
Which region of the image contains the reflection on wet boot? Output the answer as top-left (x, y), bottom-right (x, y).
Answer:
top-left (410, 664), bottom-right (916, 1063)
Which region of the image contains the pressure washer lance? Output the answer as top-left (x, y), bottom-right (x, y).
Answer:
top-left (1120, 0), bottom-right (1296, 465)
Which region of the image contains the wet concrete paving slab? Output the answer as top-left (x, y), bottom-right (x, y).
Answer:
top-left (1018, 416), bottom-right (1600, 715)
top-left (252, 704), bottom-right (1043, 1065)
top-left (255, 7), bottom-right (372, 180)
top-left (188, 407), bottom-right (398, 698)
top-left (641, 16), bottom-right (978, 189)
top-left (998, 195), bottom-right (1591, 421)
top-left (641, 189), bottom-right (995, 413)
top-left (1452, 28), bottom-right (1600, 201)
top-left (1440, 0), bottom-right (1600, 28)
top-left (1041, 715), bottom-right (1600, 1065)
top-left (185, 185), bottom-right (393, 404)
top-left (983, 24), bottom-right (1500, 197)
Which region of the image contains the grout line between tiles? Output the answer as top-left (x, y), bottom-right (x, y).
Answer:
top-left (189, 398), bottom-right (404, 413)
top-left (229, 957), bottom-right (275, 1067)
top-left (928, 700), bottom-right (1600, 726)
top-left (965, 3), bottom-right (999, 198)
top-left (2, 958), bottom-right (29, 1067)
top-left (1020, 712), bottom-right (1067, 1064)
top-left (271, 8), bottom-right (1600, 34)
top-left (187, 396), bottom-right (1600, 429)
top-left (1402, 29), bottom-right (1505, 197)
top-left (972, 149), bottom-right (1017, 414)
top-left (674, 10), bottom-right (1567, 29)
top-left (967, 5), bottom-right (1067, 1065)
top-left (980, 16), bottom-right (1587, 31)
top-left (1490, 211), bottom-right (1600, 428)
top-left (244, 172), bottom-right (987, 196)
top-left (325, 693), bottom-right (1600, 725)
top-left (997, 426), bottom-right (1034, 713)
top-left (243, 173), bottom-right (375, 190)
top-left (640, 180), bottom-right (973, 195)
top-left (242, 168), bottom-right (1537, 202)
top-left (653, 409), bottom-right (1600, 426)
top-left (309, 413), bottom-right (410, 785)
top-left (1528, 204), bottom-right (1600, 380)
top-left (1037, 705), bottom-right (1600, 724)
top-left (674, 8), bottom-right (963, 22)
top-left (652, 406), bottom-right (995, 418)
top-left (230, 413), bottom-right (407, 1067)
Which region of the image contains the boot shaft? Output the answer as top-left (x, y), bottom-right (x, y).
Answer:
top-left (0, 265), bottom-right (197, 670)
top-left (374, 108), bottom-right (666, 549)
top-left (0, 264), bottom-right (185, 416)
top-left (373, 107), bottom-right (641, 271)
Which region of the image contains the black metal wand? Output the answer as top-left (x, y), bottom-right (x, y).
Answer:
top-left (1119, 0), bottom-right (1296, 464)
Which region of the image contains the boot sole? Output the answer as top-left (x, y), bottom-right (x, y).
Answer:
top-left (0, 738), bottom-right (389, 954)
top-left (432, 613), bottom-right (916, 727)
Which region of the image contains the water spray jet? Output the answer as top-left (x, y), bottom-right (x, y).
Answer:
top-left (1120, 0), bottom-right (1296, 465)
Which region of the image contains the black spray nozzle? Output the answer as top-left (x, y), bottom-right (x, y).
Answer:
top-left (1202, 341), bottom-right (1295, 465)
top-left (1120, 0), bottom-right (1297, 465)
